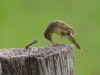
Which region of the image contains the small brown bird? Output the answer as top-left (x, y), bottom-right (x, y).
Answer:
top-left (44, 20), bottom-right (81, 50)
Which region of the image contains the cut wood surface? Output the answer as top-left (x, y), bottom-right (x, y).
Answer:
top-left (0, 44), bottom-right (74, 75)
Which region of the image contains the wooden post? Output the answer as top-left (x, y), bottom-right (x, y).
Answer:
top-left (0, 44), bottom-right (74, 75)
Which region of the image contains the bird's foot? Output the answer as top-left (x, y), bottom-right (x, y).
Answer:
top-left (53, 43), bottom-right (60, 46)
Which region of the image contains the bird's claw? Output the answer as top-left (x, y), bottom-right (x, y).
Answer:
top-left (53, 43), bottom-right (59, 46)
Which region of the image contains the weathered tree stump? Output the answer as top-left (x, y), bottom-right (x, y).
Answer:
top-left (0, 44), bottom-right (74, 75)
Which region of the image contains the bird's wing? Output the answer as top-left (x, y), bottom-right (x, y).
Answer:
top-left (58, 22), bottom-right (77, 34)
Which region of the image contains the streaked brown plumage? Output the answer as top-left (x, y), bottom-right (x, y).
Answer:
top-left (44, 20), bottom-right (81, 50)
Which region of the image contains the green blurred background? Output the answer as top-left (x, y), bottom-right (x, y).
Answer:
top-left (0, 0), bottom-right (100, 75)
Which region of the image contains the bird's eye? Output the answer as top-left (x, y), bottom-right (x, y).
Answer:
top-left (67, 33), bottom-right (69, 35)
top-left (72, 40), bottom-right (75, 42)
top-left (61, 32), bottom-right (66, 35)
top-left (66, 32), bottom-right (70, 35)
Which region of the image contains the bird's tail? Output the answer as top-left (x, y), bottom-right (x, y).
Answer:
top-left (68, 35), bottom-right (82, 50)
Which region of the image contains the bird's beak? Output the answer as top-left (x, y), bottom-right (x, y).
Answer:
top-left (67, 35), bottom-right (82, 50)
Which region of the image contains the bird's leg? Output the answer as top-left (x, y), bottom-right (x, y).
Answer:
top-left (52, 37), bottom-right (62, 47)
top-left (51, 41), bottom-right (55, 45)
top-left (51, 40), bottom-right (58, 46)
top-left (56, 37), bottom-right (62, 45)
top-left (51, 37), bottom-right (62, 46)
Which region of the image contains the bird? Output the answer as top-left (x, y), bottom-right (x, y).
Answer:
top-left (44, 20), bottom-right (81, 50)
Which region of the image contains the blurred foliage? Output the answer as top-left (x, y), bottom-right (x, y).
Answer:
top-left (0, 0), bottom-right (100, 75)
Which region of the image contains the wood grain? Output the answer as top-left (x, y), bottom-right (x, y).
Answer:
top-left (0, 44), bottom-right (74, 75)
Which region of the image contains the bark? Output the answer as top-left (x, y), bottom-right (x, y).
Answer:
top-left (0, 44), bottom-right (74, 75)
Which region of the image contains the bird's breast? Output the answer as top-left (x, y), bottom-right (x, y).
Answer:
top-left (53, 27), bottom-right (64, 37)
